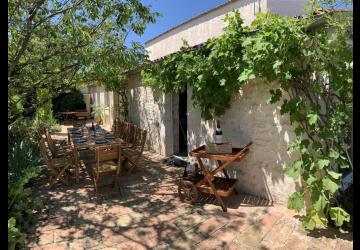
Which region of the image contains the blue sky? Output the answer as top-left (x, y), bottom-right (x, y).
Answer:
top-left (127, 0), bottom-right (352, 47)
top-left (127, 0), bottom-right (227, 46)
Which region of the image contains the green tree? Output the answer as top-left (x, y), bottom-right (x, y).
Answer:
top-left (8, 0), bottom-right (159, 125)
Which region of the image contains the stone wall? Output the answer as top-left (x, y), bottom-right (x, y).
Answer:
top-left (187, 79), bottom-right (299, 204)
top-left (125, 73), bottom-right (299, 204)
top-left (126, 72), bottom-right (174, 156)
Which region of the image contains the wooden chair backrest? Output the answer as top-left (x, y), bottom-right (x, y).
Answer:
top-left (126, 123), bottom-right (137, 144)
top-left (39, 125), bottom-right (48, 137)
top-left (118, 121), bottom-right (125, 138)
top-left (96, 144), bottom-right (121, 162)
top-left (112, 119), bottom-right (118, 133)
top-left (121, 122), bottom-right (130, 142)
top-left (43, 130), bottom-right (58, 157)
top-left (95, 144), bottom-right (121, 178)
top-left (39, 138), bottom-right (53, 167)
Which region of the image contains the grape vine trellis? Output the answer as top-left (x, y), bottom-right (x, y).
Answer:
top-left (141, 10), bottom-right (353, 230)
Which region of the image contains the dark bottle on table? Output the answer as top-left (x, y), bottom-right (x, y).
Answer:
top-left (91, 121), bottom-right (95, 131)
top-left (215, 120), bottom-right (223, 144)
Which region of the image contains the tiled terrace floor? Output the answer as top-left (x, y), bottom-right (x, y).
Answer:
top-left (26, 129), bottom-right (353, 250)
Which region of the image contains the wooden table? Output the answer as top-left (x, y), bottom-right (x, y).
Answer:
top-left (68, 128), bottom-right (126, 183)
top-left (189, 142), bottom-right (252, 212)
top-left (60, 111), bottom-right (76, 121)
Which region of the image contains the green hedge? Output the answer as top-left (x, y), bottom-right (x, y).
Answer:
top-left (52, 89), bottom-right (86, 114)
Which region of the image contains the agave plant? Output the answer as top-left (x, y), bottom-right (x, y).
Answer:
top-left (91, 104), bottom-right (104, 124)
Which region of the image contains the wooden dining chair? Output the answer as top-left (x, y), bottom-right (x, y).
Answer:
top-left (122, 128), bottom-right (147, 174)
top-left (89, 144), bottom-right (122, 199)
top-left (45, 132), bottom-right (72, 158)
top-left (39, 138), bottom-right (73, 188)
top-left (40, 126), bottom-right (69, 156)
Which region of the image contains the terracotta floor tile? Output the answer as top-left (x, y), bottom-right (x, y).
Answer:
top-left (25, 142), bottom-right (353, 250)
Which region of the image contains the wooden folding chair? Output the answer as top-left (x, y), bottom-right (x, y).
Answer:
top-left (122, 128), bottom-right (147, 174)
top-left (39, 138), bottom-right (73, 188)
top-left (88, 144), bottom-right (122, 199)
top-left (40, 126), bottom-right (69, 156)
top-left (45, 132), bottom-right (72, 158)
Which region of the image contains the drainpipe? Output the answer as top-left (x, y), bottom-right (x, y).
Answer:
top-left (254, 0), bottom-right (256, 16)
top-left (254, 0), bottom-right (262, 16)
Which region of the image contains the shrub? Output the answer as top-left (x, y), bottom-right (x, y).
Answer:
top-left (8, 139), bottom-right (41, 180)
top-left (33, 91), bottom-right (61, 133)
top-left (52, 89), bottom-right (86, 114)
top-left (8, 126), bottom-right (43, 249)
top-left (8, 118), bottom-right (33, 148)
top-left (8, 167), bottom-right (42, 249)
top-left (8, 218), bottom-right (26, 250)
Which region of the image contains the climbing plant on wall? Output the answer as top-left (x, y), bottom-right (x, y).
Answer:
top-left (141, 6), bottom-right (353, 230)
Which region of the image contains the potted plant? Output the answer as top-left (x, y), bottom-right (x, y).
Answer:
top-left (91, 104), bottom-right (104, 124)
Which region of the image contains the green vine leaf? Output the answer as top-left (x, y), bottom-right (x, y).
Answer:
top-left (326, 170), bottom-right (342, 179)
top-left (312, 190), bottom-right (328, 212)
top-left (287, 191), bottom-right (304, 212)
top-left (220, 79), bottom-right (226, 86)
top-left (300, 210), bottom-right (328, 230)
top-left (307, 113), bottom-right (318, 126)
top-left (305, 174), bottom-right (317, 186)
top-left (294, 127), bottom-right (304, 136)
top-left (284, 160), bottom-right (302, 180)
top-left (329, 207), bottom-right (350, 227)
top-left (267, 89), bottom-right (282, 104)
top-left (317, 158), bottom-right (330, 169)
top-left (329, 148), bottom-right (340, 159)
top-left (300, 216), bottom-right (316, 230)
top-left (322, 177), bottom-right (339, 193)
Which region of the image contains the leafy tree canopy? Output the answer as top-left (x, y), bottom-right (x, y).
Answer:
top-left (8, 0), bottom-right (160, 124)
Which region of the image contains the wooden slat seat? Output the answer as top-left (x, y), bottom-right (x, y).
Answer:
top-left (90, 160), bottom-right (118, 173)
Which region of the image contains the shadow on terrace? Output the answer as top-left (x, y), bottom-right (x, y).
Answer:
top-left (26, 135), bottom-right (353, 249)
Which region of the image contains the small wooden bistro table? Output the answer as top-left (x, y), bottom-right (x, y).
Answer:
top-left (60, 111), bottom-right (76, 121)
top-left (188, 141), bottom-right (252, 212)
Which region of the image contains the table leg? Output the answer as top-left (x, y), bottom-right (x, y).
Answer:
top-left (197, 158), bottom-right (227, 212)
top-left (72, 147), bottom-right (79, 183)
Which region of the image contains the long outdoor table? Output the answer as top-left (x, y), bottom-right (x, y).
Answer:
top-left (67, 128), bottom-right (127, 183)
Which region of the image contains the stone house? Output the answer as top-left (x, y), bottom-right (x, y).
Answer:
top-left (81, 1), bottom-right (351, 204)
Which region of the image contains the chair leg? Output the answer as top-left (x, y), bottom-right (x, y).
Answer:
top-left (55, 165), bottom-right (70, 186)
top-left (93, 175), bottom-right (101, 202)
top-left (126, 156), bottom-right (139, 175)
top-left (49, 175), bottom-right (55, 188)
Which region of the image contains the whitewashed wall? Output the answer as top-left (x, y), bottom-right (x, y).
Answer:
top-left (145, 0), bottom-right (306, 61)
top-left (187, 79), bottom-right (299, 204)
top-left (145, 0), bottom-right (266, 61)
top-left (87, 85), bottom-right (117, 130)
top-left (267, 0), bottom-right (308, 16)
